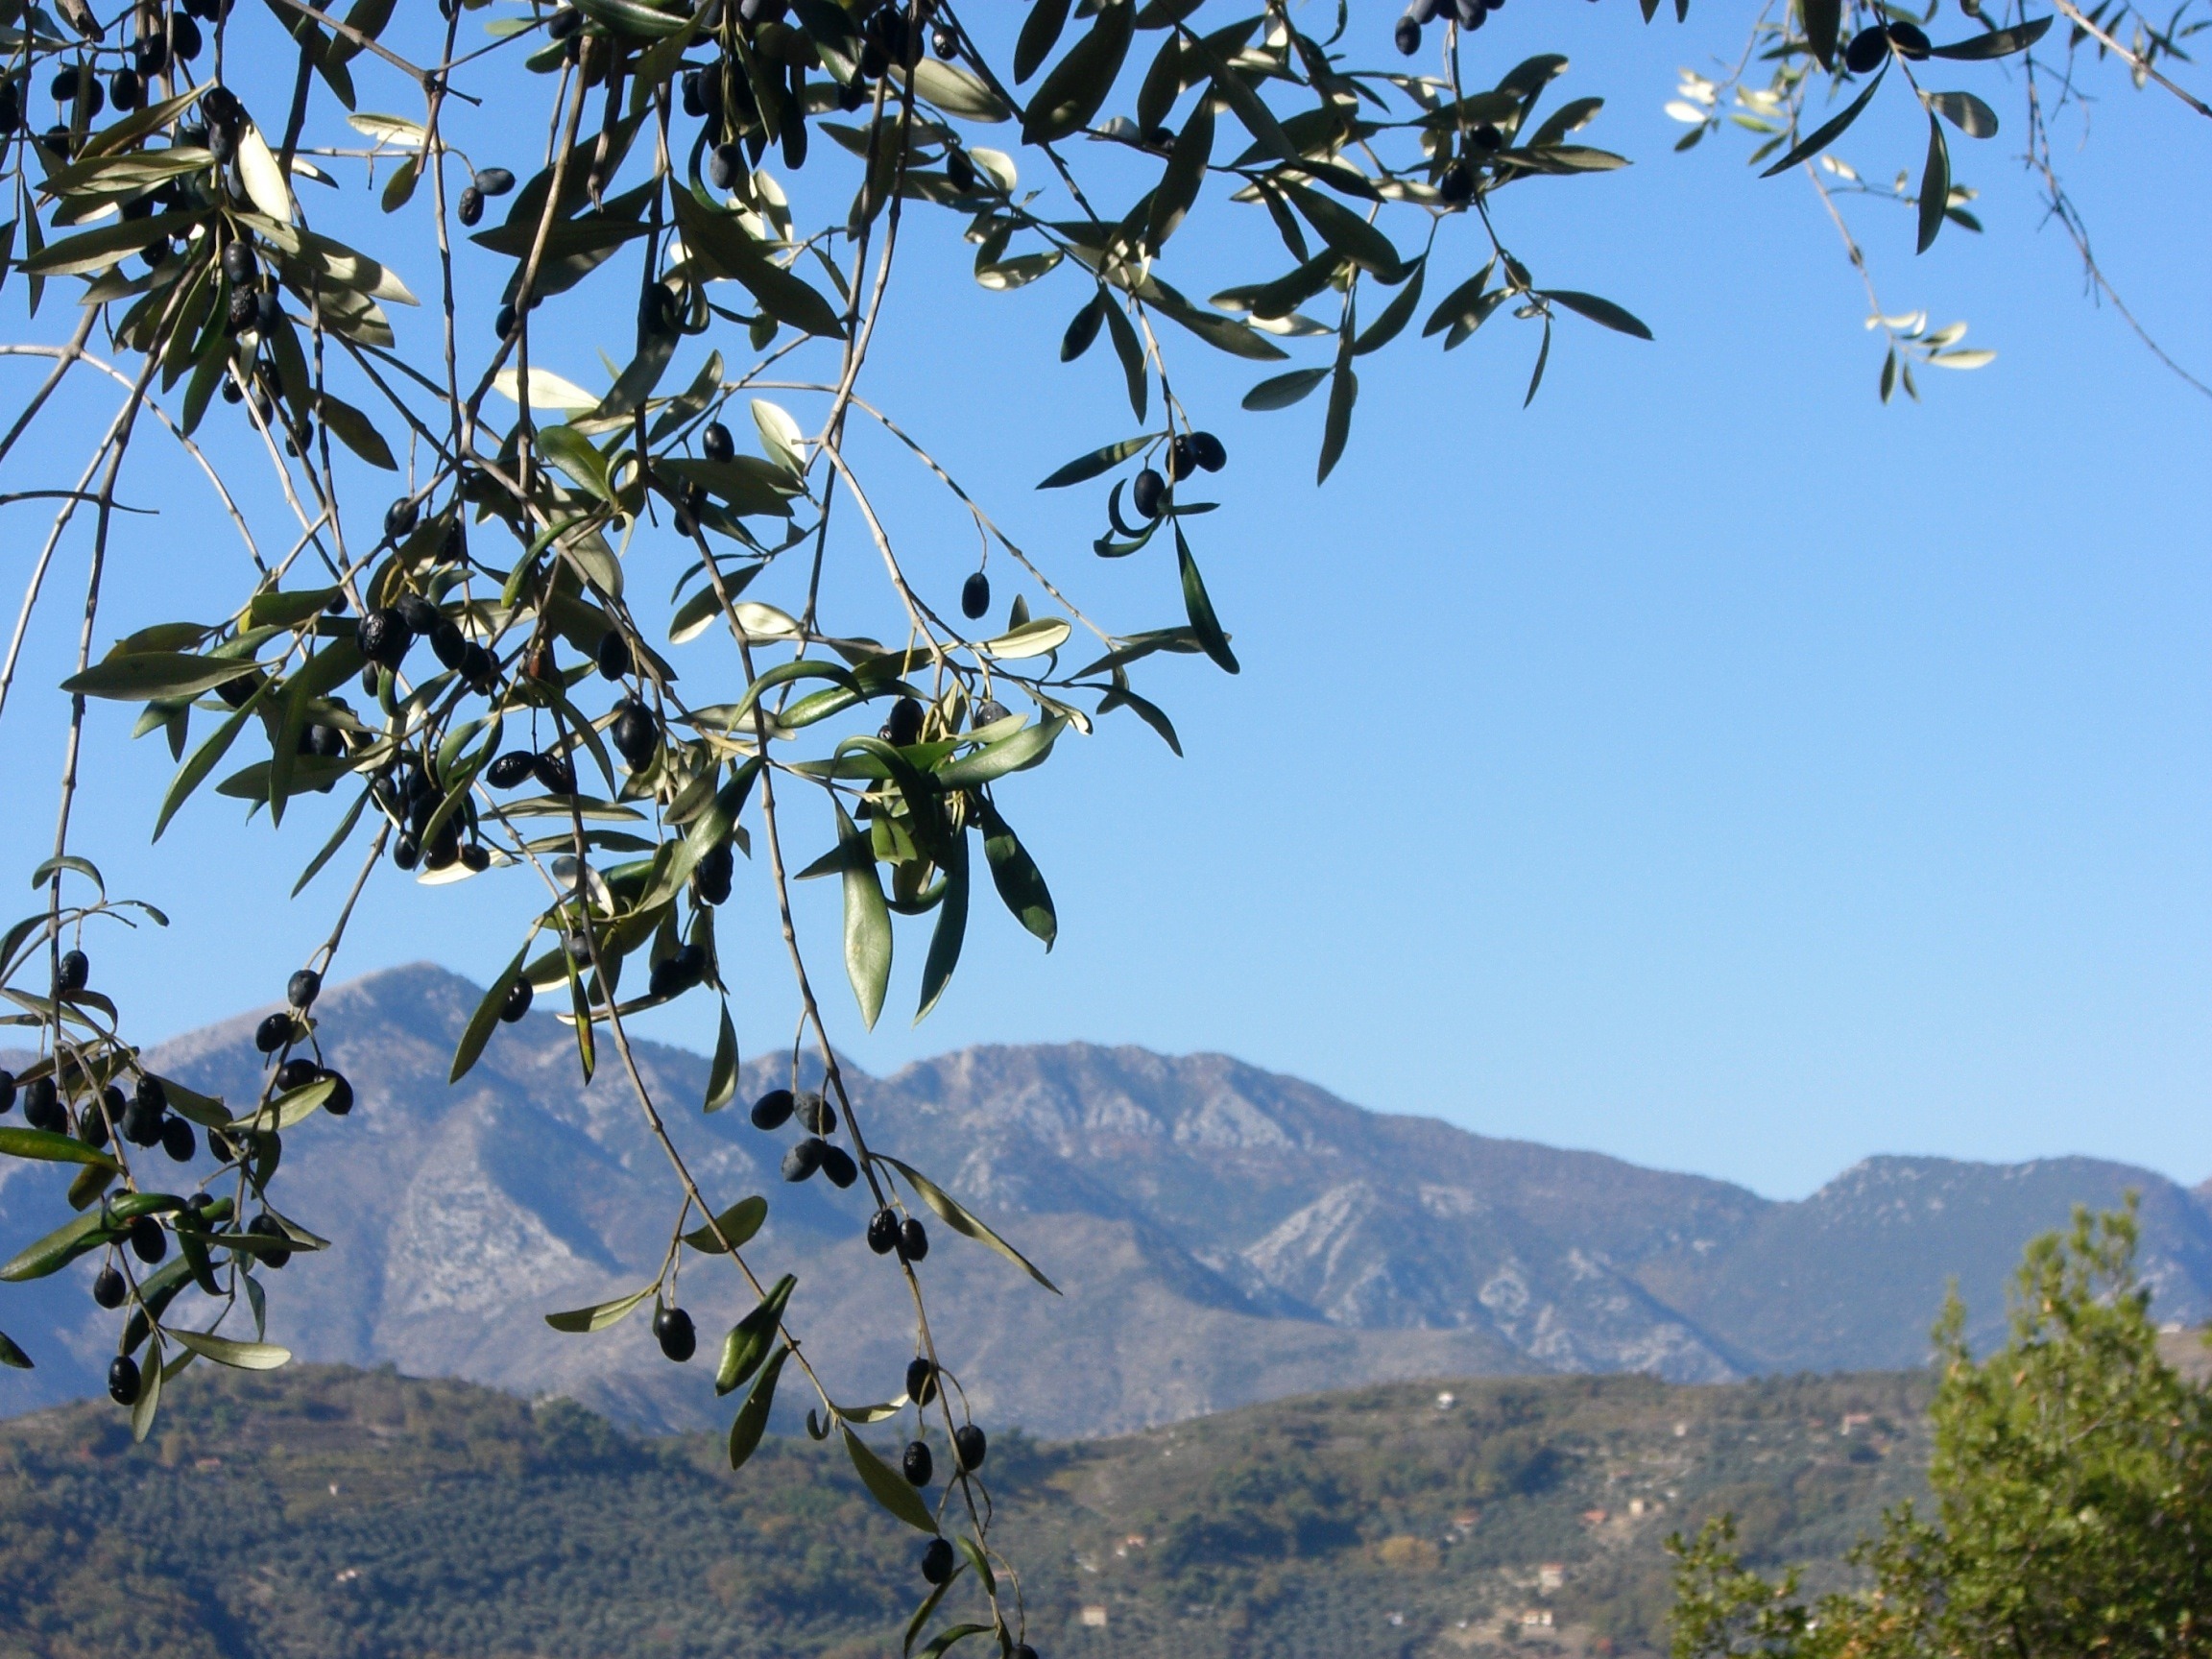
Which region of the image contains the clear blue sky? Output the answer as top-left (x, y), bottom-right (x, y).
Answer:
top-left (0, 4), bottom-right (2203, 1200)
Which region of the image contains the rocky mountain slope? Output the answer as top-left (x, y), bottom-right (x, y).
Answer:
top-left (2, 964), bottom-right (2205, 1436)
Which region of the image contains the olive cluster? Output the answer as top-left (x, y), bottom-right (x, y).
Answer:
top-left (1395, 0), bottom-right (1512, 57)
top-left (749, 1086), bottom-right (862, 1189)
top-left (6, 0), bottom-right (225, 154)
top-left (1128, 430), bottom-right (1229, 524)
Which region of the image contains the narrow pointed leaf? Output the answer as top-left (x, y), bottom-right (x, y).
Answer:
top-left (845, 1427), bottom-right (943, 1531)
top-left (837, 805), bottom-right (892, 1029)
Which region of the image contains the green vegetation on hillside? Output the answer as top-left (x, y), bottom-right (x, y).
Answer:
top-left (0, 1363), bottom-right (1929, 1659)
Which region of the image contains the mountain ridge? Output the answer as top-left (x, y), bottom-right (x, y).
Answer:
top-left (2, 962), bottom-right (2205, 1436)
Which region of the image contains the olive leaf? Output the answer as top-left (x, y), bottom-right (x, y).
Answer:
top-left (876, 1153), bottom-right (1060, 1293)
top-left (728, 1344), bottom-right (789, 1469)
top-left (845, 1427), bottom-right (942, 1532)
top-left (715, 1273), bottom-right (795, 1395)
top-left (837, 804), bottom-right (894, 1030)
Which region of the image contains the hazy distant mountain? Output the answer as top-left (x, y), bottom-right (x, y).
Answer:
top-left (3, 964), bottom-right (2206, 1436)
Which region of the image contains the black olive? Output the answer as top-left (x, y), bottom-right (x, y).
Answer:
top-left (287, 969), bottom-right (323, 1012)
top-left (120, 1094), bottom-right (162, 1146)
top-left (548, 5), bottom-right (582, 37)
top-left (882, 697), bottom-right (925, 748)
top-left (24, 1078), bottom-right (64, 1134)
top-left (647, 950), bottom-right (697, 1000)
top-left (1439, 161), bottom-right (1473, 204)
top-left (500, 979), bottom-right (534, 1022)
top-left (134, 1076), bottom-right (167, 1116)
top-left (1887, 20), bottom-right (1930, 56)
top-left (1395, 13), bottom-right (1421, 53)
top-left (973, 698), bottom-right (1011, 729)
top-left (1472, 122), bottom-right (1503, 151)
top-left (750, 1089), bottom-right (795, 1131)
top-left (486, 751), bottom-right (535, 789)
top-left (946, 148), bottom-right (976, 192)
top-left (795, 1092), bottom-right (836, 1135)
top-left (691, 842), bottom-right (733, 906)
top-left (1015, 1647), bottom-right (1039, 1659)
top-left (423, 836), bottom-right (460, 873)
top-left (275, 1058), bottom-right (319, 1093)
top-left (900, 1217), bottom-right (929, 1262)
top-left (707, 142), bottom-right (743, 192)
top-left (207, 121), bottom-right (236, 167)
top-left (531, 751), bottom-right (578, 795)
top-left (653, 1305), bottom-right (697, 1362)
top-left (321, 1070), bottom-right (354, 1116)
top-left (961, 570), bottom-right (990, 619)
top-left (109, 68), bottom-right (141, 109)
top-left (0, 1069), bottom-right (14, 1114)
top-left (1844, 25), bottom-right (1890, 71)
top-left (108, 1355), bottom-right (141, 1406)
top-left (457, 184), bottom-right (483, 226)
top-left (1131, 468), bottom-right (1166, 519)
top-left (681, 68), bottom-right (708, 116)
top-left (214, 666), bottom-right (261, 707)
top-left (171, 12), bottom-right (204, 59)
top-left (781, 1138), bottom-right (827, 1182)
top-left (56, 950), bottom-right (88, 994)
top-left (160, 1117), bottom-right (196, 1163)
top-left (867, 1208), bottom-right (901, 1254)
top-left (610, 701), bottom-right (660, 768)
top-left (356, 608), bottom-right (413, 670)
top-left (221, 238), bottom-right (253, 285)
top-left (310, 724), bottom-right (348, 757)
top-left (0, 84), bottom-right (18, 134)
top-left (494, 303), bottom-right (518, 341)
top-left (932, 22), bottom-right (957, 56)
top-left (902, 1439), bottom-right (934, 1486)
top-left (93, 1265), bottom-right (126, 1309)
top-left (953, 1423), bottom-right (987, 1471)
top-left (595, 628), bottom-right (633, 681)
top-left (255, 1012), bottom-right (293, 1053)
top-left (200, 83), bottom-right (239, 123)
top-left (1169, 435), bottom-right (1198, 481)
top-left (385, 497), bottom-right (421, 540)
top-left (249, 1213), bottom-right (291, 1269)
top-left (430, 618), bottom-right (468, 670)
top-left (392, 833), bottom-right (421, 872)
top-left (819, 1144), bottom-right (858, 1188)
top-left (79, 1103), bottom-right (109, 1151)
top-left (129, 1216), bottom-right (166, 1263)
top-left (906, 1357), bottom-right (937, 1404)
top-left (702, 421), bottom-right (735, 462)
top-left (460, 643), bottom-right (496, 690)
top-left (476, 167), bottom-right (516, 196)
top-left (920, 1538), bottom-right (954, 1585)
top-left (49, 66), bottom-right (78, 102)
top-left (1191, 431), bottom-right (1227, 472)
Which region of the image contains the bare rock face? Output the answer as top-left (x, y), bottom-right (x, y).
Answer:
top-left (5, 963), bottom-right (2208, 1435)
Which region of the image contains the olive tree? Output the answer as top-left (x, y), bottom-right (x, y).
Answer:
top-left (0, 0), bottom-right (2199, 1652)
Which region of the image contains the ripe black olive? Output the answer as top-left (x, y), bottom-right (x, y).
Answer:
top-left (171, 12), bottom-right (204, 59)
top-left (531, 751), bottom-right (578, 795)
top-left (134, 1076), bottom-right (166, 1116)
top-left (321, 1070), bottom-right (354, 1116)
top-left (500, 979), bottom-right (534, 1022)
top-left (1131, 468), bottom-right (1166, 519)
top-left (961, 570), bottom-right (990, 619)
top-left (160, 1117), bottom-right (196, 1163)
top-left (110, 67), bottom-right (141, 110)
top-left (51, 950), bottom-right (90, 998)
top-left (221, 238), bottom-right (253, 285)
top-left (385, 497), bottom-right (421, 540)
top-left (1472, 122), bottom-right (1503, 151)
top-left (108, 1355), bottom-right (141, 1406)
top-left (487, 751), bottom-right (535, 789)
top-left (974, 698), bottom-right (1011, 729)
top-left (1887, 21), bottom-right (1930, 55)
top-left (946, 148), bottom-right (976, 192)
top-left (288, 969), bottom-right (322, 1010)
top-left (255, 1012), bottom-right (293, 1053)
top-left (1844, 25), bottom-right (1890, 71)
top-left (249, 1213), bottom-right (292, 1269)
top-left (93, 1265), bottom-right (126, 1309)
top-left (867, 1208), bottom-right (901, 1254)
top-left (781, 1138), bottom-right (827, 1182)
top-left (79, 1104), bottom-right (109, 1151)
top-left (610, 702), bottom-right (660, 768)
top-left (900, 1217), bottom-right (929, 1262)
top-left (476, 167), bottom-right (516, 196)
top-left (595, 628), bottom-right (633, 681)
top-left (1439, 161), bottom-right (1473, 204)
top-left (1395, 13), bottom-right (1421, 53)
top-left (430, 618), bottom-right (468, 670)
top-left (902, 1439), bottom-right (934, 1486)
top-left (707, 142), bottom-right (743, 192)
top-left (392, 834), bottom-right (421, 872)
top-left (0, 1069), bottom-right (14, 1115)
top-left (953, 1423), bottom-right (987, 1471)
top-left (1169, 435), bottom-right (1198, 481)
top-left (750, 1088), bottom-right (795, 1131)
top-left (882, 697), bottom-right (925, 748)
top-left (275, 1058), bottom-right (319, 1093)
top-left (128, 1216), bottom-right (166, 1264)
top-left (906, 1357), bottom-right (937, 1405)
top-left (1190, 431), bottom-right (1227, 472)
top-left (24, 1078), bottom-right (64, 1134)
top-left (200, 84), bottom-right (239, 124)
top-left (795, 1092), bottom-right (836, 1135)
top-left (494, 303), bottom-right (518, 340)
top-left (457, 184), bottom-right (483, 226)
top-left (356, 607), bottom-right (413, 669)
top-left (548, 5), bottom-right (582, 38)
top-left (819, 1144), bottom-right (858, 1188)
top-left (920, 1538), bottom-right (954, 1585)
top-left (933, 23), bottom-right (957, 57)
top-left (702, 421), bottom-right (735, 462)
top-left (653, 1304), bottom-right (697, 1362)
top-left (691, 842), bottom-right (733, 906)
top-left (647, 947), bottom-right (703, 1001)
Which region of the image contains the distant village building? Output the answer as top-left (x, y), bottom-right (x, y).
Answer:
top-left (1453, 1510), bottom-right (1480, 1531)
top-left (1538, 1564), bottom-right (1566, 1592)
top-left (1581, 1507), bottom-right (1609, 1526)
top-left (1672, 1421), bottom-right (1689, 1437)
top-left (1520, 1609), bottom-right (1555, 1629)
top-left (1839, 1412), bottom-right (1873, 1435)
top-left (1079, 1605), bottom-right (1109, 1629)
top-left (1435, 1390), bottom-right (1455, 1408)
top-left (1124, 1533), bottom-right (1146, 1548)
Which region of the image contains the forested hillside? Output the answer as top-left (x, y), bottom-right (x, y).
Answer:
top-left (0, 1362), bottom-right (1932, 1658)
